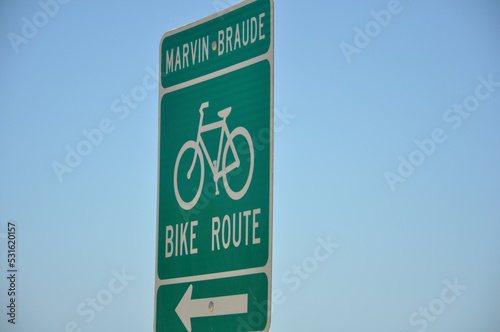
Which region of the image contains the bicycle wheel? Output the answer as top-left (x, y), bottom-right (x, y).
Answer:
top-left (222, 127), bottom-right (254, 200)
top-left (174, 141), bottom-right (204, 210)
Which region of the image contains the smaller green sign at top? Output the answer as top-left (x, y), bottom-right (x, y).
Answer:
top-left (160, 0), bottom-right (271, 88)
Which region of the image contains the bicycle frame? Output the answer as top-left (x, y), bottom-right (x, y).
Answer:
top-left (188, 102), bottom-right (240, 194)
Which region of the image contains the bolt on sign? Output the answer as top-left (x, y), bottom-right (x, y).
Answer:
top-left (154, 0), bottom-right (274, 331)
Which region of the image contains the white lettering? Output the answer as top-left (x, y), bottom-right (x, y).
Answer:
top-left (226, 26), bottom-right (233, 53)
top-left (218, 30), bottom-right (225, 56)
top-left (258, 13), bottom-right (265, 40)
top-left (211, 208), bottom-right (262, 251)
top-left (190, 40), bottom-right (198, 65)
top-left (182, 43), bottom-right (189, 68)
top-left (212, 217), bottom-right (221, 251)
top-left (252, 208), bottom-right (261, 244)
top-left (250, 17), bottom-right (258, 43)
top-left (202, 36), bottom-right (209, 61)
top-left (165, 221), bottom-right (198, 257)
top-left (216, 12), bottom-right (266, 56)
top-left (190, 221), bottom-right (198, 254)
top-left (234, 23), bottom-right (241, 50)
top-left (174, 46), bottom-right (181, 71)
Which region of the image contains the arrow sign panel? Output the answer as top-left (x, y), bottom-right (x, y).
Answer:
top-left (156, 274), bottom-right (268, 332)
top-left (176, 284), bottom-right (248, 332)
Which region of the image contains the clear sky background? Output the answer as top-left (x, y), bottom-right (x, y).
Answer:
top-left (1, 0), bottom-right (499, 331)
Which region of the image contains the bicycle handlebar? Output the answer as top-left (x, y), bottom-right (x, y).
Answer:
top-left (199, 102), bottom-right (209, 114)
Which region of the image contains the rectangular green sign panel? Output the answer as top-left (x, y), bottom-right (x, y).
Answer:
top-left (158, 61), bottom-right (270, 279)
top-left (156, 273), bottom-right (268, 332)
top-left (156, 1), bottom-right (273, 331)
top-left (160, 0), bottom-right (271, 88)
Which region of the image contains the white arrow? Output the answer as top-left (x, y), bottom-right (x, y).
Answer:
top-left (175, 284), bottom-right (248, 332)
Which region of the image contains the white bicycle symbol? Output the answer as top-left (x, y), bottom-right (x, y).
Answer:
top-left (174, 102), bottom-right (254, 210)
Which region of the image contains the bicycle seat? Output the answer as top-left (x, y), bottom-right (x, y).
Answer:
top-left (217, 107), bottom-right (232, 119)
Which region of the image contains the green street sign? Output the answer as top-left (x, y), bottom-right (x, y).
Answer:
top-left (156, 274), bottom-right (268, 332)
top-left (155, 1), bottom-right (273, 331)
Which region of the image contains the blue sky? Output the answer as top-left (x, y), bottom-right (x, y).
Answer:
top-left (1, 0), bottom-right (500, 331)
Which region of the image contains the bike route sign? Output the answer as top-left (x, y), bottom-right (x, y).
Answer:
top-left (155, 1), bottom-right (273, 331)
